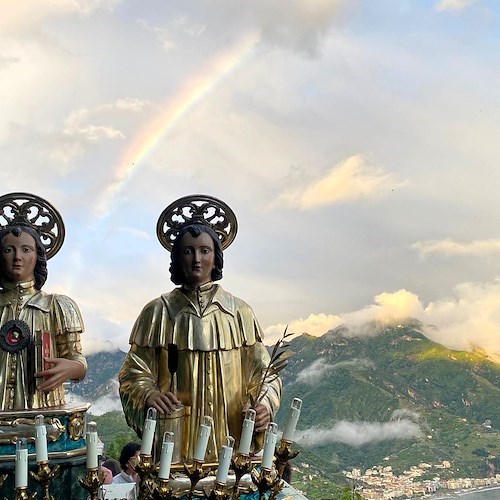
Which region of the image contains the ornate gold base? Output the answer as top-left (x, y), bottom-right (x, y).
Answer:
top-left (30, 461), bottom-right (60, 500)
top-left (230, 454), bottom-right (253, 499)
top-left (183, 460), bottom-right (212, 500)
top-left (12, 487), bottom-right (36, 500)
top-left (251, 468), bottom-right (283, 500)
top-left (77, 467), bottom-right (103, 500)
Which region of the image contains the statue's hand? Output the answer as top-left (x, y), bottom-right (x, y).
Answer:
top-left (36, 357), bottom-right (86, 392)
top-left (146, 391), bottom-right (181, 415)
top-left (243, 403), bottom-right (271, 432)
top-left (254, 403), bottom-right (271, 432)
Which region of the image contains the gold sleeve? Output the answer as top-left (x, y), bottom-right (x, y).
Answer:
top-left (119, 344), bottom-right (161, 437)
top-left (53, 295), bottom-right (87, 380)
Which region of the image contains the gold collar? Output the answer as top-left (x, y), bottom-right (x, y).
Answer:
top-left (3, 280), bottom-right (36, 293)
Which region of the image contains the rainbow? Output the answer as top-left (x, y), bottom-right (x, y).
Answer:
top-left (97, 33), bottom-right (259, 215)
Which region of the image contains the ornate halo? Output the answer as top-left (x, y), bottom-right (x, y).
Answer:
top-left (156, 194), bottom-right (238, 252)
top-left (0, 192), bottom-right (65, 259)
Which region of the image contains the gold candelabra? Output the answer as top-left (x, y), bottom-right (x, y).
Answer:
top-left (251, 467), bottom-right (283, 500)
top-left (78, 467), bottom-right (103, 500)
top-left (274, 439), bottom-right (298, 479)
top-left (183, 459), bottom-right (212, 500)
top-left (12, 487), bottom-right (36, 500)
top-left (30, 461), bottom-right (60, 500)
top-left (206, 480), bottom-right (232, 499)
top-left (136, 453), bottom-right (156, 500)
top-left (230, 454), bottom-right (253, 500)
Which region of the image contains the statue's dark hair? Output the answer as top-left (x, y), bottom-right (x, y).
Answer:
top-left (0, 226), bottom-right (48, 290)
top-left (169, 224), bottom-right (224, 285)
top-left (118, 442), bottom-right (141, 470)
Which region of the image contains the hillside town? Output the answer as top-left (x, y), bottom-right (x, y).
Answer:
top-left (342, 463), bottom-right (500, 499)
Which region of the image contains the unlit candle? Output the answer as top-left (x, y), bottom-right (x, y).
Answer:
top-left (194, 416), bottom-right (213, 462)
top-left (15, 440), bottom-right (28, 488)
top-left (238, 408), bottom-right (256, 455)
top-left (35, 414), bottom-right (48, 463)
top-left (158, 432), bottom-right (174, 479)
top-left (141, 407), bottom-right (157, 456)
top-left (282, 398), bottom-right (302, 442)
top-left (261, 423), bottom-right (278, 470)
top-left (215, 436), bottom-right (235, 484)
top-left (86, 421), bottom-right (98, 469)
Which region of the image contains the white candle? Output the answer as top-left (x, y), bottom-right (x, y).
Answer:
top-left (35, 414), bottom-right (48, 463)
top-left (86, 421), bottom-right (98, 469)
top-left (282, 398), bottom-right (302, 442)
top-left (215, 436), bottom-right (234, 484)
top-left (15, 440), bottom-right (28, 488)
top-left (238, 408), bottom-right (256, 455)
top-left (158, 432), bottom-right (174, 479)
top-left (261, 423), bottom-right (278, 470)
top-left (141, 407), bottom-right (157, 456)
top-left (193, 416), bottom-right (213, 462)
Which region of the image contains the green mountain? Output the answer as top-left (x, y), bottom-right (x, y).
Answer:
top-left (78, 320), bottom-right (500, 496)
top-left (276, 319), bottom-right (500, 481)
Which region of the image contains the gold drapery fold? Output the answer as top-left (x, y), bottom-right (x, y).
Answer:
top-left (119, 285), bottom-right (281, 462)
top-left (0, 283), bottom-right (87, 410)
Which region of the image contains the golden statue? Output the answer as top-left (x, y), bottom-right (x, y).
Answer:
top-left (0, 193), bottom-right (87, 411)
top-left (119, 195), bottom-right (281, 462)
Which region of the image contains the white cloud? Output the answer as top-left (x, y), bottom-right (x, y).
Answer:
top-left (41, 98), bottom-right (152, 168)
top-left (63, 99), bottom-right (151, 140)
top-left (435, 0), bottom-right (476, 12)
top-left (249, 0), bottom-right (348, 56)
top-left (71, 378), bottom-right (122, 416)
top-left (296, 358), bottom-right (334, 384)
top-left (296, 418), bottom-right (422, 447)
top-left (296, 358), bottom-right (374, 384)
top-left (0, 0), bottom-right (120, 31)
top-left (277, 155), bottom-right (407, 209)
top-left (413, 238), bottom-right (500, 257)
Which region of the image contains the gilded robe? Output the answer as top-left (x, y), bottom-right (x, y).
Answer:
top-left (0, 280), bottom-right (87, 410)
top-left (119, 283), bottom-right (281, 462)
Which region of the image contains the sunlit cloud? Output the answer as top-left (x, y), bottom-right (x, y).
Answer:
top-left (277, 155), bottom-right (407, 209)
top-left (267, 282), bottom-right (500, 356)
top-left (435, 0), bottom-right (476, 12)
top-left (296, 418), bottom-right (422, 447)
top-left (413, 238), bottom-right (500, 257)
top-left (264, 313), bottom-right (342, 345)
top-left (341, 289), bottom-right (424, 327)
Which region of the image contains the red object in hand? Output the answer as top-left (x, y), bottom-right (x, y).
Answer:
top-left (42, 332), bottom-right (52, 380)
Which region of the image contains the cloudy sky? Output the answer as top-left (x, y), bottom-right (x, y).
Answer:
top-left (2, 0), bottom-right (500, 357)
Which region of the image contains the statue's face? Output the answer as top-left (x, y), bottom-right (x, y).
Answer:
top-left (179, 231), bottom-right (215, 287)
top-left (1, 231), bottom-right (37, 284)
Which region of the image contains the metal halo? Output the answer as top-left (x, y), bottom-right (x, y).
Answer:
top-left (156, 194), bottom-right (238, 252)
top-left (0, 192), bottom-right (65, 259)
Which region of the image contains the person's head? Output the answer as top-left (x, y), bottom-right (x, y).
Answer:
top-left (0, 225), bottom-right (48, 289)
top-left (119, 442), bottom-right (141, 472)
top-left (102, 457), bottom-right (121, 477)
top-left (169, 224), bottom-right (223, 286)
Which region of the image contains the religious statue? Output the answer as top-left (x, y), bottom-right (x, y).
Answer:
top-left (0, 192), bottom-right (87, 411)
top-left (119, 194), bottom-right (282, 463)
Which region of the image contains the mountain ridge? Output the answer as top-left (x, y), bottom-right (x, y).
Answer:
top-left (76, 319), bottom-right (500, 489)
